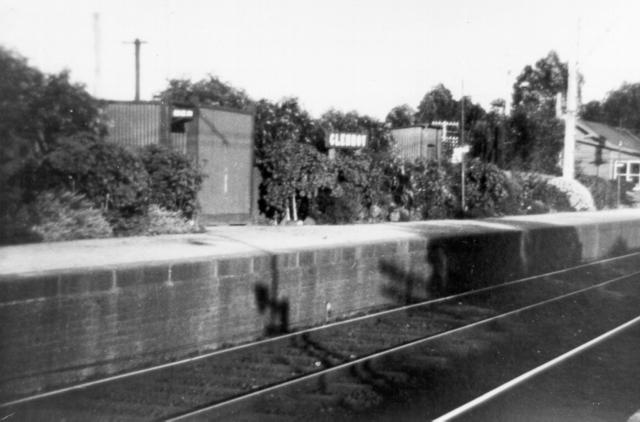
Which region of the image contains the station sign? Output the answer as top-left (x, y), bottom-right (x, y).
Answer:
top-left (327, 132), bottom-right (367, 149)
top-left (451, 145), bottom-right (470, 164)
top-left (172, 108), bottom-right (194, 118)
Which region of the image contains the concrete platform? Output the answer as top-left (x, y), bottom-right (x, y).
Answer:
top-left (2, 209), bottom-right (639, 276)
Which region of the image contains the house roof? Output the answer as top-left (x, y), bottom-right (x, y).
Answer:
top-left (577, 120), bottom-right (640, 154)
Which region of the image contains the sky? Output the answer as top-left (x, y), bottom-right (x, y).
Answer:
top-left (1, 0), bottom-right (639, 119)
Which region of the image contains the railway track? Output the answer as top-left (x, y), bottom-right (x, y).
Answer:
top-left (3, 252), bottom-right (640, 421)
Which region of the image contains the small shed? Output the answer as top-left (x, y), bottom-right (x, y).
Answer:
top-left (103, 101), bottom-right (256, 223)
top-left (391, 126), bottom-right (440, 161)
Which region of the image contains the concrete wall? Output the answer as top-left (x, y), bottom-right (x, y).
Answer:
top-left (2, 213), bottom-right (640, 400)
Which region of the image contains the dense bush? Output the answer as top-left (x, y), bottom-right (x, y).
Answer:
top-left (405, 159), bottom-right (458, 219)
top-left (30, 190), bottom-right (113, 241)
top-left (512, 172), bottom-right (573, 213)
top-left (21, 136), bottom-right (150, 234)
top-left (311, 153), bottom-right (373, 224)
top-left (139, 145), bottom-right (203, 219)
top-left (547, 177), bottom-right (596, 211)
top-left (577, 174), bottom-right (634, 210)
top-left (456, 159), bottom-right (521, 218)
top-left (142, 205), bottom-right (200, 235)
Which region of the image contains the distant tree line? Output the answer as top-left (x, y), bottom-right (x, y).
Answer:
top-left (1, 44), bottom-right (635, 242)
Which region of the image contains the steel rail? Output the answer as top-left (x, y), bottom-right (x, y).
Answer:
top-left (433, 315), bottom-right (640, 421)
top-left (164, 269), bottom-right (640, 421)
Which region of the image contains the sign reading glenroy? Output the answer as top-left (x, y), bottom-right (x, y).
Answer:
top-left (327, 132), bottom-right (367, 148)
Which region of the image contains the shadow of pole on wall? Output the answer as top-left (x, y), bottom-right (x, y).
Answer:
top-left (254, 255), bottom-right (290, 336)
top-left (207, 233), bottom-right (291, 337)
top-left (378, 221), bottom-right (585, 305)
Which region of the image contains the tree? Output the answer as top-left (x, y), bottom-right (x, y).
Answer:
top-left (506, 51), bottom-right (567, 174)
top-left (414, 84), bottom-right (486, 152)
top-left (155, 75), bottom-right (253, 109)
top-left (320, 109), bottom-right (393, 154)
top-left (512, 51), bottom-right (567, 113)
top-left (601, 83), bottom-right (640, 133)
top-left (385, 104), bottom-right (415, 128)
top-left (468, 109), bottom-right (506, 166)
top-left (0, 47), bottom-right (105, 157)
top-left (415, 84), bottom-right (458, 123)
top-left (580, 100), bottom-right (604, 122)
top-left (580, 83), bottom-right (640, 136)
top-left (254, 98), bottom-right (329, 220)
top-left (0, 47), bottom-right (105, 232)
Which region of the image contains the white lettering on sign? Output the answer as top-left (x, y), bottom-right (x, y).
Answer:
top-left (327, 132), bottom-right (367, 148)
top-left (172, 109), bottom-right (194, 118)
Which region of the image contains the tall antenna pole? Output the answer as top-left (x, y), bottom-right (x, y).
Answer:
top-left (125, 38), bottom-right (147, 101)
top-left (461, 80), bottom-right (466, 213)
top-left (93, 13), bottom-right (101, 97)
top-left (563, 19), bottom-right (579, 179)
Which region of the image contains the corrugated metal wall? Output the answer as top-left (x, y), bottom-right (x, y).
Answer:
top-left (197, 107), bottom-right (254, 220)
top-left (104, 102), bottom-right (255, 222)
top-left (104, 102), bottom-right (166, 147)
top-left (391, 127), bottom-right (439, 161)
top-left (171, 132), bottom-right (188, 155)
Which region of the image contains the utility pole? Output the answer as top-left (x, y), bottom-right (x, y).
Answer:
top-left (460, 81), bottom-right (466, 213)
top-left (93, 13), bottom-right (101, 97)
top-left (562, 20), bottom-right (579, 179)
top-left (616, 141), bottom-right (622, 208)
top-left (125, 38), bottom-right (147, 101)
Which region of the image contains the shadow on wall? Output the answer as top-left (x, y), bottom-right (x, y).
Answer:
top-left (253, 221), bottom-right (634, 334)
top-left (254, 255), bottom-right (290, 336)
top-left (379, 221), bottom-right (584, 304)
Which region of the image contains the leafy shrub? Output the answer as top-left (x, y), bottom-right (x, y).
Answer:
top-left (311, 153), bottom-right (375, 224)
top-left (313, 179), bottom-right (367, 224)
top-left (547, 177), bottom-right (596, 211)
top-left (139, 145), bottom-right (203, 219)
top-left (143, 205), bottom-right (200, 235)
top-left (30, 190), bottom-right (113, 241)
top-left (512, 172), bottom-right (573, 213)
top-left (22, 136), bottom-right (150, 234)
top-left (577, 174), bottom-right (633, 209)
top-left (408, 159), bottom-right (458, 219)
top-left (456, 159), bottom-right (521, 218)
top-left (533, 182), bottom-right (574, 213)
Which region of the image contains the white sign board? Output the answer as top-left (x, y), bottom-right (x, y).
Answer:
top-left (451, 145), bottom-right (470, 164)
top-left (172, 108), bottom-right (194, 118)
top-left (328, 133), bottom-right (367, 148)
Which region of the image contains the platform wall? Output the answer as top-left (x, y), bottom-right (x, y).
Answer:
top-left (1, 213), bottom-right (640, 399)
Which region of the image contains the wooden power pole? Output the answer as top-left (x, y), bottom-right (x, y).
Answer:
top-left (125, 38), bottom-right (147, 101)
top-left (563, 20), bottom-right (579, 179)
